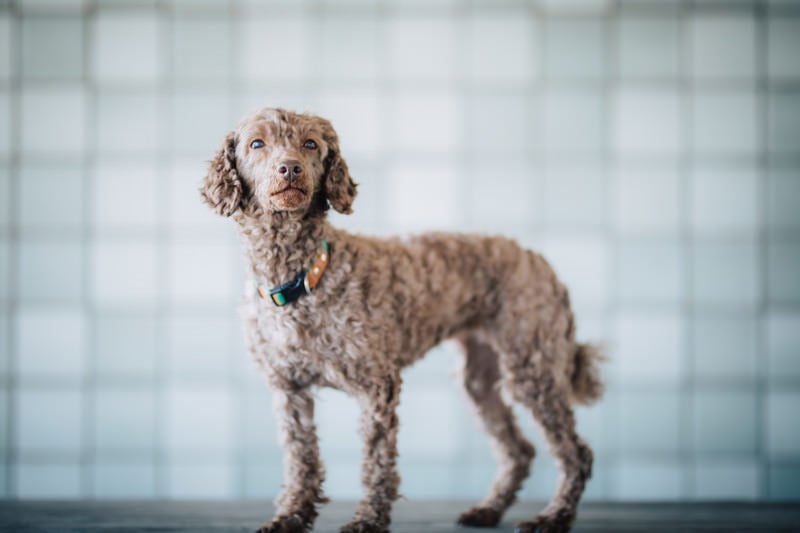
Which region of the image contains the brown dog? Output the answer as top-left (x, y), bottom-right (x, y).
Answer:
top-left (201, 107), bottom-right (603, 533)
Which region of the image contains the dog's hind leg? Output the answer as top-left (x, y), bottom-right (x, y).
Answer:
top-left (504, 351), bottom-right (593, 533)
top-left (455, 334), bottom-right (536, 528)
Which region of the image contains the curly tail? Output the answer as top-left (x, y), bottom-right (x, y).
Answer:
top-left (569, 343), bottom-right (605, 405)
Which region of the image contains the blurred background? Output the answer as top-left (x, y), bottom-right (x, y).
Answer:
top-left (1, 0), bottom-right (799, 504)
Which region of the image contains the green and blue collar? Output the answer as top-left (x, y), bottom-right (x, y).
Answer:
top-left (257, 240), bottom-right (330, 307)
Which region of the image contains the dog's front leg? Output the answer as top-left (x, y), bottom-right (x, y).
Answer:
top-left (341, 377), bottom-right (401, 533)
top-left (258, 387), bottom-right (327, 533)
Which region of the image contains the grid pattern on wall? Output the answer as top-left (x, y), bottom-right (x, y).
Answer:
top-left (1, 0), bottom-right (799, 502)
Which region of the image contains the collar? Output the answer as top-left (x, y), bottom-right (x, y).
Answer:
top-left (257, 240), bottom-right (330, 307)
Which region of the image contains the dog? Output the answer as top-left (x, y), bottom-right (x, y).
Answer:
top-left (201, 107), bottom-right (604, 533)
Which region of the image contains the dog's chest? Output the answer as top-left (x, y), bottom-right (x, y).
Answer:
top-left (252, 302), bottom-right (338, 379)
top-left (259, 305), bottom-right (315, 350)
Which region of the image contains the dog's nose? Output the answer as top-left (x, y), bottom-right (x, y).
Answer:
top-left (277, 160), bottom-right (303, 183)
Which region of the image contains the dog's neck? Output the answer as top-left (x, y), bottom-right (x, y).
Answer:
top-left (235, 209), bottom-right (334, 287)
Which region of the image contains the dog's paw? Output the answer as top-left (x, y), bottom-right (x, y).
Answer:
top-left (514, 509), bottom-right (575, 533)
top-left (456, 506), bottom-right (502, 528)
top-left (339, 519), bottom-right (389, 533)
top-left (256, 514), bottom-right (306, 533)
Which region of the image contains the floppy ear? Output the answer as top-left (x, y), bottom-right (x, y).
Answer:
top-left (320, 122), bottom-right (358, 214)
top-left (201, 131), bottom-right (243, 217)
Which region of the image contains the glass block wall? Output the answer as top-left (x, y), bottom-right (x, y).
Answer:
top-left (1, 0), bottom-right (799, 502)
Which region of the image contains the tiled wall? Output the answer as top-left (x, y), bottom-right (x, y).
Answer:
top-left (1, 0), bottom-right (799, 502)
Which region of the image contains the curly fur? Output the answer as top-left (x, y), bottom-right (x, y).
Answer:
top-left (201, 108), bottom-right (604, 533)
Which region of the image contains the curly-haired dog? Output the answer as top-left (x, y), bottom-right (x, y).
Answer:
top-left (201, 108), bottom-right (604, 533)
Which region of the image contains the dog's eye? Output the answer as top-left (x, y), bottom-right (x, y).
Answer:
top-left (303, 140), bottom-right (317, 150)
top-left (250, 139), bottom-right (265, 149)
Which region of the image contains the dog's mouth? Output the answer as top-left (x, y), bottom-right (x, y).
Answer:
top-left (270, 185), bottom-right (308, 198)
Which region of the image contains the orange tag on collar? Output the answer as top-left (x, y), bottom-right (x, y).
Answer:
top-left (305, 242), bottom-right (330, 291)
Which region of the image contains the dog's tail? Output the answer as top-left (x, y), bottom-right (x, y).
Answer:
top-left (569, 343), bottom-right (605, 405)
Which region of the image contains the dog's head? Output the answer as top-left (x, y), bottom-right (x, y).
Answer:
top-left (201, 108), bottom-right (357, 218)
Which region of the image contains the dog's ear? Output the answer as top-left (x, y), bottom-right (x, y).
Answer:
top-left (201, 131), bottom-right (243, 217)
top-left (319, 120), bottom-right (358, 215)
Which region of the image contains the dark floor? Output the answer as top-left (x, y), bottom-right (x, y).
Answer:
top-left (1, 500), bottom-right (799, 532)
